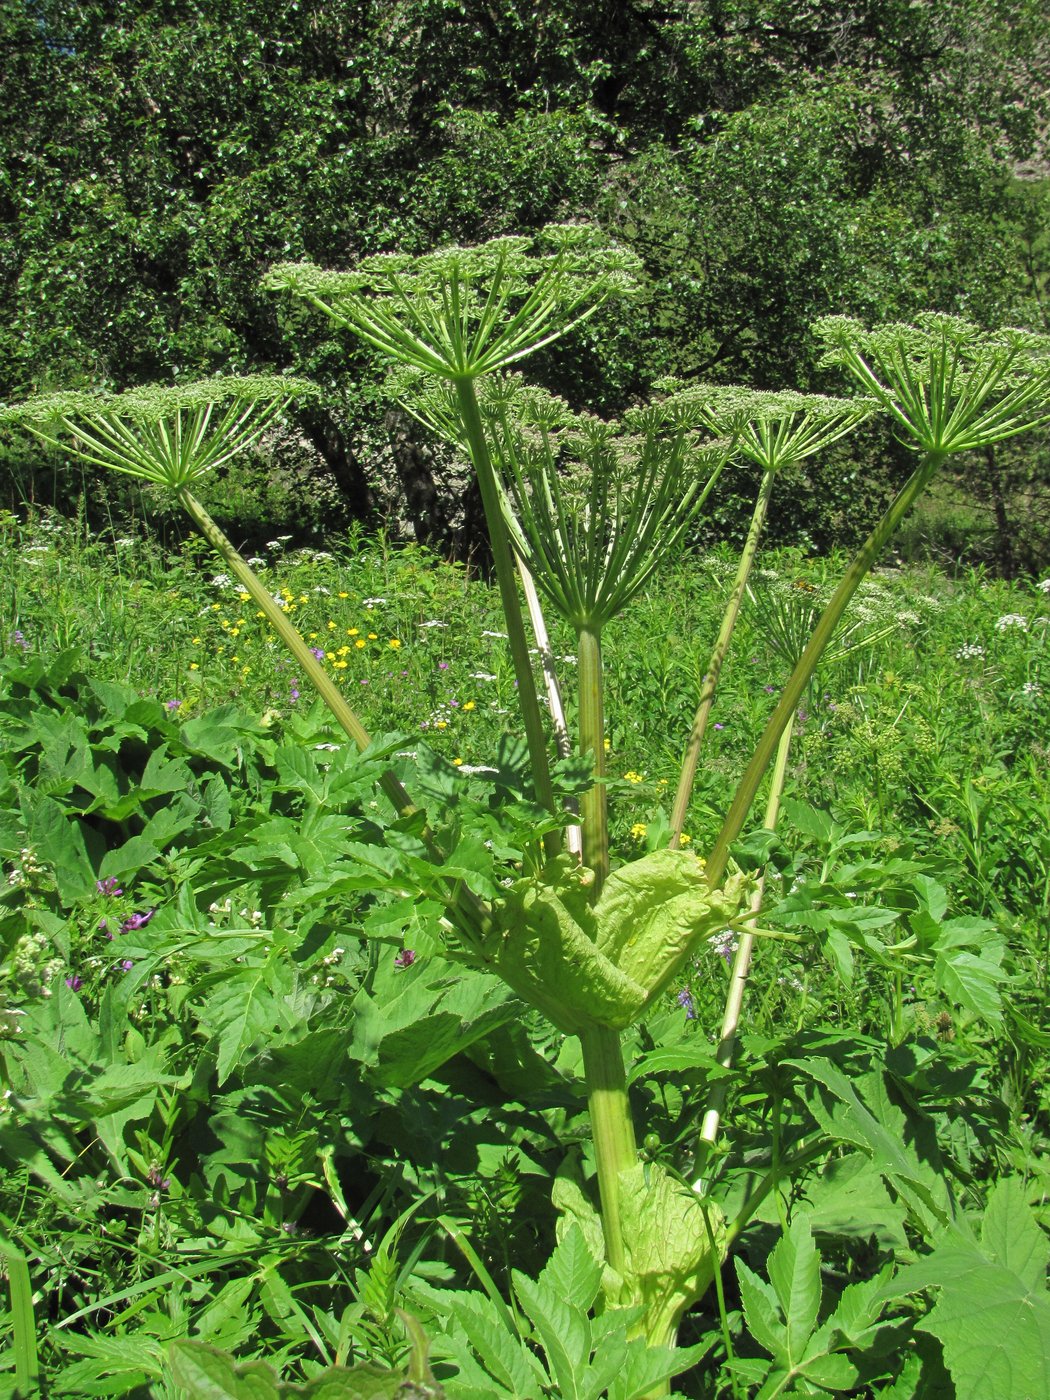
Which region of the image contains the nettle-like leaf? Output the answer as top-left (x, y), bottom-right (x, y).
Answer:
top-left (885, 1178), bottom-right (1050, 1400)
top-left (734, 1215), bottom-right (893, 1398)
top-left (484, 852), bottom-right (745, 1033)
top-left (786, 1057), bottom-right (951, 1237)
top-left (423, 1224), bottom-right (708, 1400)
top-left (167, 1336), bottom-right (440, 1398)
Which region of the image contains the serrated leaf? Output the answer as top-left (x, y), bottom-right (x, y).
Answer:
top-left (787, 1057), bottom-right (949, 1233)
top-left (540, 1223), bottom-right (603, 1314)
top-left (887, 1179), bottom-right (1050, 1400)
top-left (166, 1340), bottom-right (280, 1398)
top-left (735, 1258), bottom-right (787, 1362)
top-left (933, 946), bottom-right (1003, 1020)
top-left (444, 1293), bottom-right (543, 1397)
top-left (767, 1215), bottom-right (821, 1364)
top-left (512, 1271), bottom-right (590, 1400)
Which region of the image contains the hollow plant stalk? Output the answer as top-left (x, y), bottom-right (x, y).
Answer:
top-left (518, 552), bottom-right (582, 856)
top-left (693, 713), bottom-right (794, 1188)
top-left (577, 619), bottom-right (640, 1276)
top-left (705, 449), bottom-right (946, 887)
top-left (669, 467), bottom-right (777, 848)
top-left (454, 378), bottom-right (560, 857)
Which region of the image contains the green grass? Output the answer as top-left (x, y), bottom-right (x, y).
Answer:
top-left (2, 505), bottom-right (1049, 1397)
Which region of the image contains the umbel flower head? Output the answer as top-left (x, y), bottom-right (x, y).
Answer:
top-left (813, 313), bottom-right (1050, 454)
top-left (263, 224), bottom-right (642, 380)
top-left (0, 375), bottom-right (317, 489)
top-left (399, 372), bottom-right (731, 630)
top-left (659, 383), bottom-right (874, 472)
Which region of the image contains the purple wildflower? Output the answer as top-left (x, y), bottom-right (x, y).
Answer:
top-left (165, 699), bottom-right (181, 711)
top-left (676, 988), bottom-right (696, 1020)
top-left (438, 661), bottom-right (449, 670)
top-left (119, 959), bottom-right (134, 972)
top-left (11, 630), bottom-right (29, 651)
top-left (120, 908), bottom-right (155, 933)
top-left (289, 687), bottom-right (300, 702)
top-left (764, 685), bottom-right (776, 693)
top-left (96, 878), bottom-right (123, 897)
top-left (394, 949), bottom-right (416, 970)
top-left (714, 722), bottom-right (725, 730)
top-left (310, 647), bottom-right (325, 661)
top-left (65, 974), bottom-right (83, 991)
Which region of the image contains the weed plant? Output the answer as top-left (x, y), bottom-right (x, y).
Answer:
top-left (2, 238), bottom-right (1050, 1399)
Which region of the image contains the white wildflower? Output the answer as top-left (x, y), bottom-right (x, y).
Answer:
top-left (956, 642), bottom-right (986, 660)
top-left (996, 613), bottom-right (1028, 632)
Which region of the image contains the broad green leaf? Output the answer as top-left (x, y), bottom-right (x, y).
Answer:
top-left (801, 1152), bottom-right (908, 1253)
top-left (443, 1293), bottom-right (544, 1397)
top-left (735, 1258), bottom-right (787, 1362)
top-left (512, 1270), bottom-right (591, 1400)
top-left (787, 1057), bottom-right (950, 1234)
top-left (887, 1179), bottom-right (1050, 1400)
top-left (199, 957), bottom-right (298, 1085)
top-left (609, 1338), bottom-right (712, 1400)
top-left (540, 1223), bottom-right (604, 1315)
top-left (933, 945), bottom-right (1003, 1020)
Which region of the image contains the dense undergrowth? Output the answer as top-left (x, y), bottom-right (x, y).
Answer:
top-left (1, 508), bottom-right (1049, 1397)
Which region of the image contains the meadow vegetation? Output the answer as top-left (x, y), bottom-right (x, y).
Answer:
top-left (2, 481), bottom-right (1048, 1395)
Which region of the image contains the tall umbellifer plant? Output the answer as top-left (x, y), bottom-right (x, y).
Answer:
top-left (7, 264), bottom-right (1050, 1389)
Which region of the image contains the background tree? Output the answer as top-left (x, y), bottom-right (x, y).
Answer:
top-left (1, 0), bottom-right (1047, 563)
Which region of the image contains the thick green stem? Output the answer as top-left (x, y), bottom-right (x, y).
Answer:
top-left (453, 378), bottom-right (560, 856)
top-left (579, 1024), bottom-right (638, 1279)
top-left (577, 624), bottom-right (608, 891)
top-left (706, 450), bottom-right (945, 887)
top-left (669, 468), bottom-right (776, 848)
top-left (693, 715), bottom-right (794, 1188)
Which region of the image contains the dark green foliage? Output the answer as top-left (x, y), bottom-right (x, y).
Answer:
top-left (3, 1), bottom-right (1049, 558)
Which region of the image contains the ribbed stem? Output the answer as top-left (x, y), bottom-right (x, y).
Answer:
top-left (580, 1024), bottom-right (638, 1279)
top-left (706, 450), bottom-right (945, 887)
top-left (453, 379), bottom-right (560, 857)
top-left (694, 715), bottom-right (794, 1187)
top-left (577, 624), bottom-right (608, 891)
top-left (669, 468), bottom-right (776, 848)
